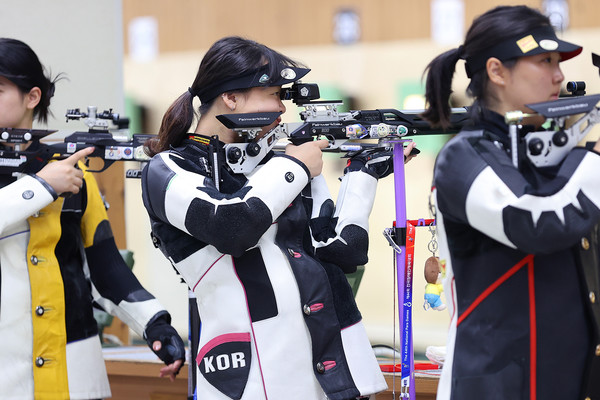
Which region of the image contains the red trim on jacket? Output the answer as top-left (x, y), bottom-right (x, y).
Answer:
top-left (456, 254), bottom-right (536, 400)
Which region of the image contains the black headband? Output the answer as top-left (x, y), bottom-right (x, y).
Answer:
top-left (194, 64), bottom-right (310, 104)
top-left (464, 26), bottom-right (582, 78)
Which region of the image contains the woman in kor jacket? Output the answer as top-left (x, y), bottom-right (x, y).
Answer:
top-left (0, 38), bottom-right (185, 399)
top-left (142, 36), bottom-right (415, 400)
top-left (422, 6), bottom-right (600, 400)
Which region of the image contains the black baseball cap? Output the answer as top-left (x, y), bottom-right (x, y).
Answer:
top-left (196, 64), bottom-right (310, 103)
top-left (465, 25), bottom-right (582, 78)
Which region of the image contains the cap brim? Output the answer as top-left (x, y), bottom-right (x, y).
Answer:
top-left (556, 40), bottom-right (582, 62)
top-left (528, 30), bottom-right (582, 61)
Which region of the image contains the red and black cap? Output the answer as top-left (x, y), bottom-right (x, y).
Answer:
top-left (195, 64), bottom-right (310, 104)
top-left (464, 25), bottom-right (582, 78)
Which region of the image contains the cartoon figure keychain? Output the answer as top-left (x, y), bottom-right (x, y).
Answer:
top-left (423, 224), bottom-right (446, 311)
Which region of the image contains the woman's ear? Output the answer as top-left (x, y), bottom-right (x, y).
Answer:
top-left (26, 87), bottom-right (42, 110)
top-left (221, 92), bottom-right (237, 112)
top-left (486, 57), bottom-right (507, 86)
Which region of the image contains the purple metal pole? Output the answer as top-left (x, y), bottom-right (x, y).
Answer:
top-left (392, 141), bottom-right (415, 399)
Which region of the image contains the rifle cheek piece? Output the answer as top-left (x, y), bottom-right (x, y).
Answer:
top-left (506, 92), bottom-right (600, 168)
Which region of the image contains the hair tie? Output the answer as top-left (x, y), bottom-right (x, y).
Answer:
top-left (188, 87), bottom-right (197, 98)
top-left (47, 81), bottom-right (56, 99)
top-left (457, 45), bottom-right (466, 59)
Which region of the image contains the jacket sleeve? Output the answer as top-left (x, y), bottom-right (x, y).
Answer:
top-left (79, 167), bottom-right (165, 337)
top-left (142, 152), bottom-right (310, 257)
top-left (434, 134), bottom-right (600, 254)
top-left (0, 174), bottom-right (56, 234)
top-left (309, 171), bottom-right (378, 272)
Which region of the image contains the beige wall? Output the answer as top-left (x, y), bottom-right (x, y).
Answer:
top-left (123, 28), bottom-right (600, 351)
top-left (122, 0), bottom-right (600, 51)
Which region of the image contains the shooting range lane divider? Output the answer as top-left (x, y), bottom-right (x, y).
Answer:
top-left (386, 139), bottom-right (438, 399)
top-left (390, 140), bottom-right (415, 399)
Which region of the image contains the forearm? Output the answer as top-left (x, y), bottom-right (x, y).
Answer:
top-left (0, 175), bottom-right (56, 233)
top-left (312, 172), bottom-right (377, 270)
top-left (145, 153), bottom-right (309, 256)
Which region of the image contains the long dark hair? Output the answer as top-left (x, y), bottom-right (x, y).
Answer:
top-left (146, 36), bottom-right (302, 157)
top-left (421, 6), bottom-right (552, 128)
top-left (0, 38), bottom-right (62, 124)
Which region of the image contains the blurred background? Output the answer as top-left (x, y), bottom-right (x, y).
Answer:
top-left (2, 0), bottom-right (600, 355)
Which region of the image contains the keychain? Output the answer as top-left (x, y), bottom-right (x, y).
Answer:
top-left (423, 223), bottom-right (446, 311)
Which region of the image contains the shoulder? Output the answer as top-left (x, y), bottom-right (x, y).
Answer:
top-left (443, 127), bottom-right (487, 150)
top-left (435, 128), bottom-right (489, 178)
top-left (143, 151), bottom-right (179, 185)
top-left (151, 146), bottom-right (211, 176)
top-left (433, 128), bottom-right (496, 216)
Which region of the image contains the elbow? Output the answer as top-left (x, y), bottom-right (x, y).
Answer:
top-left (186, 197), bottom-right (273, 257)
top-left (213, 233), bottom-right (264, 258)
top-left (316, 225), bottom-right (369, 273)
top-left (503, 206), bottom-right (597, 254)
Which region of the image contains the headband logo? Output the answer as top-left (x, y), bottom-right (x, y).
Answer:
top-left (540, 39), bottom-right (559, 51)
top-left (280, 68), bottom-right (296, 80)
top-left (516, 35), bottom-right (539, 54)
top-left (259, 74), bottom-right (270, 84)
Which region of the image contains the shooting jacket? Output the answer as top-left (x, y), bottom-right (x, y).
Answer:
top-left (0, 163), bottom-right (166, 399)
top-left (434, 110), bottom-right (600, 400)
top-left (141, 135), bottom-right (387, 400)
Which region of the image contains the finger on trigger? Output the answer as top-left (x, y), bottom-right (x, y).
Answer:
top-left (67, 146), bottom-right (95, 164)
top-left (316, 139), bottom-right (329, 149)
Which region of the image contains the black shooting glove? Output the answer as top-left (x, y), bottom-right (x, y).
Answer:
top-left (144, 311), bottom-right (186, 368)
top-left (343, 147), bottom-right (394, 179)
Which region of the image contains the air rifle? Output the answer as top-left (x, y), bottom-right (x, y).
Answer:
top-left (0, 106), bottom-right (153, 178)
top-left (218, 82), bottom-right (470, 174)
top-left (504, 52), bottom-right (600, 169)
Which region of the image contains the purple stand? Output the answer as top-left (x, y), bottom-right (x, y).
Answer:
top-left (392, 141), bottom-right (415, 399)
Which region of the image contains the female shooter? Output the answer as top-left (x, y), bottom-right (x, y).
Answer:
top-left (422, 5), bottom-right (600, 399)
top-left (0, 37), bottom-right (184, 399)
top-left (140, 36), bottom-right (407, 399)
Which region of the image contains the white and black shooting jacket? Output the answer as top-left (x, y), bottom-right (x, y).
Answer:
top-left (141, 134), bottom-right (387, 400)
top-left (434, 110), bottom-right (600, 400)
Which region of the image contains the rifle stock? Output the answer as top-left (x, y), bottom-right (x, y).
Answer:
top-left (220, 97), bottom-right (469, 174)
top-left (0, 106), bottom-right (154, 178)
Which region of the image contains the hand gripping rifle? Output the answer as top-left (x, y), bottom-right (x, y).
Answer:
top-left (0, 106), bottom-right (153, 178)
top-left (216, 82), bottom-right (470, 174)
top-left (504, 53), bottom-right (600, 169)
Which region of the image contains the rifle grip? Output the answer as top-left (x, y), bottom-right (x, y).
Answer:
top-left (289, 137), bottom-right (314, 146)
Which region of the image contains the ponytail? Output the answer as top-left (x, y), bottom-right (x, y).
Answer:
top-left (35, 73), bottom-right (65, 124)
top-left (421, 6), bottom-right (555, 129)
top-left (421, 47), bottom-right (463, 129)
top-left (145, 90), bottom-right (197, 157)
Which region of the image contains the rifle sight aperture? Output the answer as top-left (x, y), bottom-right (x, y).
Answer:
top-left (566, 81), bottom-right (586, 96)
top-left (280, 82), bottom-right (320, 104)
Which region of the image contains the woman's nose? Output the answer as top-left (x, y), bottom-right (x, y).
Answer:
top-left (554, 66), bottom-right (565, 84)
